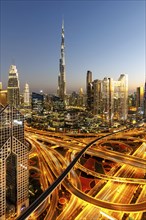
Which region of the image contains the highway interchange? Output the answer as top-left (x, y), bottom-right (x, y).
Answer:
top-left (17, 124), bottom-right (146, 220)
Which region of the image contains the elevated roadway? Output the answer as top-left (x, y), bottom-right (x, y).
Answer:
top-left (17, 128), bottom-right (146, 220)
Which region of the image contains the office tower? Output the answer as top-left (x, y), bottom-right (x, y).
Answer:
top-left (0, 105), bottom-right (29, 219)
top-left (31, 92), bottom-right (44, 115)
top-left (24, 83), bottom-right (30, 106)
top-left (7, 65), bottom-right (20, 108)
top-left (136, 86), bottom-right (144, 110)
top-left (117, 74), bottom-right (128, 121)
top-left (93, 79), bottom-right (102, 115)
top-left (51, 96), bottom-right (65, 128)
top-left (58, 20), bottom-right (66, 102)
top-left (87, 70), bottom-right (92, 85)
top-left (78, 88), bottom-right (85, 107)
top-left (86, 71), bottom-right (93, 110)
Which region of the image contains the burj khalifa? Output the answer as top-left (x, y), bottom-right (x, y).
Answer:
top-left (57, 20), bottom-right (66, 102)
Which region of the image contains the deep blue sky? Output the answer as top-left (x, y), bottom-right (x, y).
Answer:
top-left (0, 0), bottom-right (145, 93)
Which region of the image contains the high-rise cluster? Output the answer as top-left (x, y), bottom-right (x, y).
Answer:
top-left (32, 92), bottom-right (44, 115)
top-left (0, 105), bottom-right (29, 219)
top-left (57, 20), bottom-right (66, 102)
top-left (86, 72), bottom-right (128, 123)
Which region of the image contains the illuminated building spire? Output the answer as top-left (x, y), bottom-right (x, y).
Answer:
top-left (7, 65), bottom-right (20, 107)
top-left (58, 19), bottom-right (66, 102)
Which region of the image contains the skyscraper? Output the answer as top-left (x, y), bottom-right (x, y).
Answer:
top-left (0, 105), bottom-right (29, 219)
top-left (86, 70), bottom-right (92, 85)
top-left (86, 71), bottom-right (93, 110)
top-left (24, 83), bottom-right (30, 106)
top-left (7, 65), bottom-right (20, 108)
top-left (136, 86), bottom-right (144, 110)
top-left (58, 20), bottom-right (66, 102)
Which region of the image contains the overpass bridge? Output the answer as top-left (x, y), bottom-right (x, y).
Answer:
top-left (16, 126), bottom-right (146, 220)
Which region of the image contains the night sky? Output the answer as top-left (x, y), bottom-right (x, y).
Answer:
top-left (1, 0), bottom-right (145, 93)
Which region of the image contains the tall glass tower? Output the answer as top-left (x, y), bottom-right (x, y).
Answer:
top-left (24, 83), bottom-right (30, 106)
top-left (0, 105), bottom-right (29, 219)
top-left (86, 71), bottom-right (93, 110)
top-left (58, 20), bottom-right (66, 102)
top-left (7, 65), bottom-right (20, 108)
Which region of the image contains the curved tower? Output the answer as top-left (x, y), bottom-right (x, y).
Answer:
top-left (58, 20), bottom-right (66, 102)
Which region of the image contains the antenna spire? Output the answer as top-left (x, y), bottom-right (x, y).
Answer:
top-left (62, 16), bottom-right (64, 29)
top-left (12, 58), bottom-right (15, 65)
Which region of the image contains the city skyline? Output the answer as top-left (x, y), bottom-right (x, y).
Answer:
top-left (1, 0), bottom-right (145, 93)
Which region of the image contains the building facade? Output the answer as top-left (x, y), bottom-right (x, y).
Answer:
top-left (24, 83), bottom-right (30, 106)
top-left (86, 70), bottom-right (93, 110)
top-left (136, 86), bottom-right (144, 110)
top-left (0, 105), bottom-right (29, 219)
top-left (58, 21), bottom-right (66, 102)
top-left (7, 65), bottom-right (20, 108)
top-left (31, 92), bottom-right (44, 115)
top-left (87, 73), bottom-right (128, 124)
